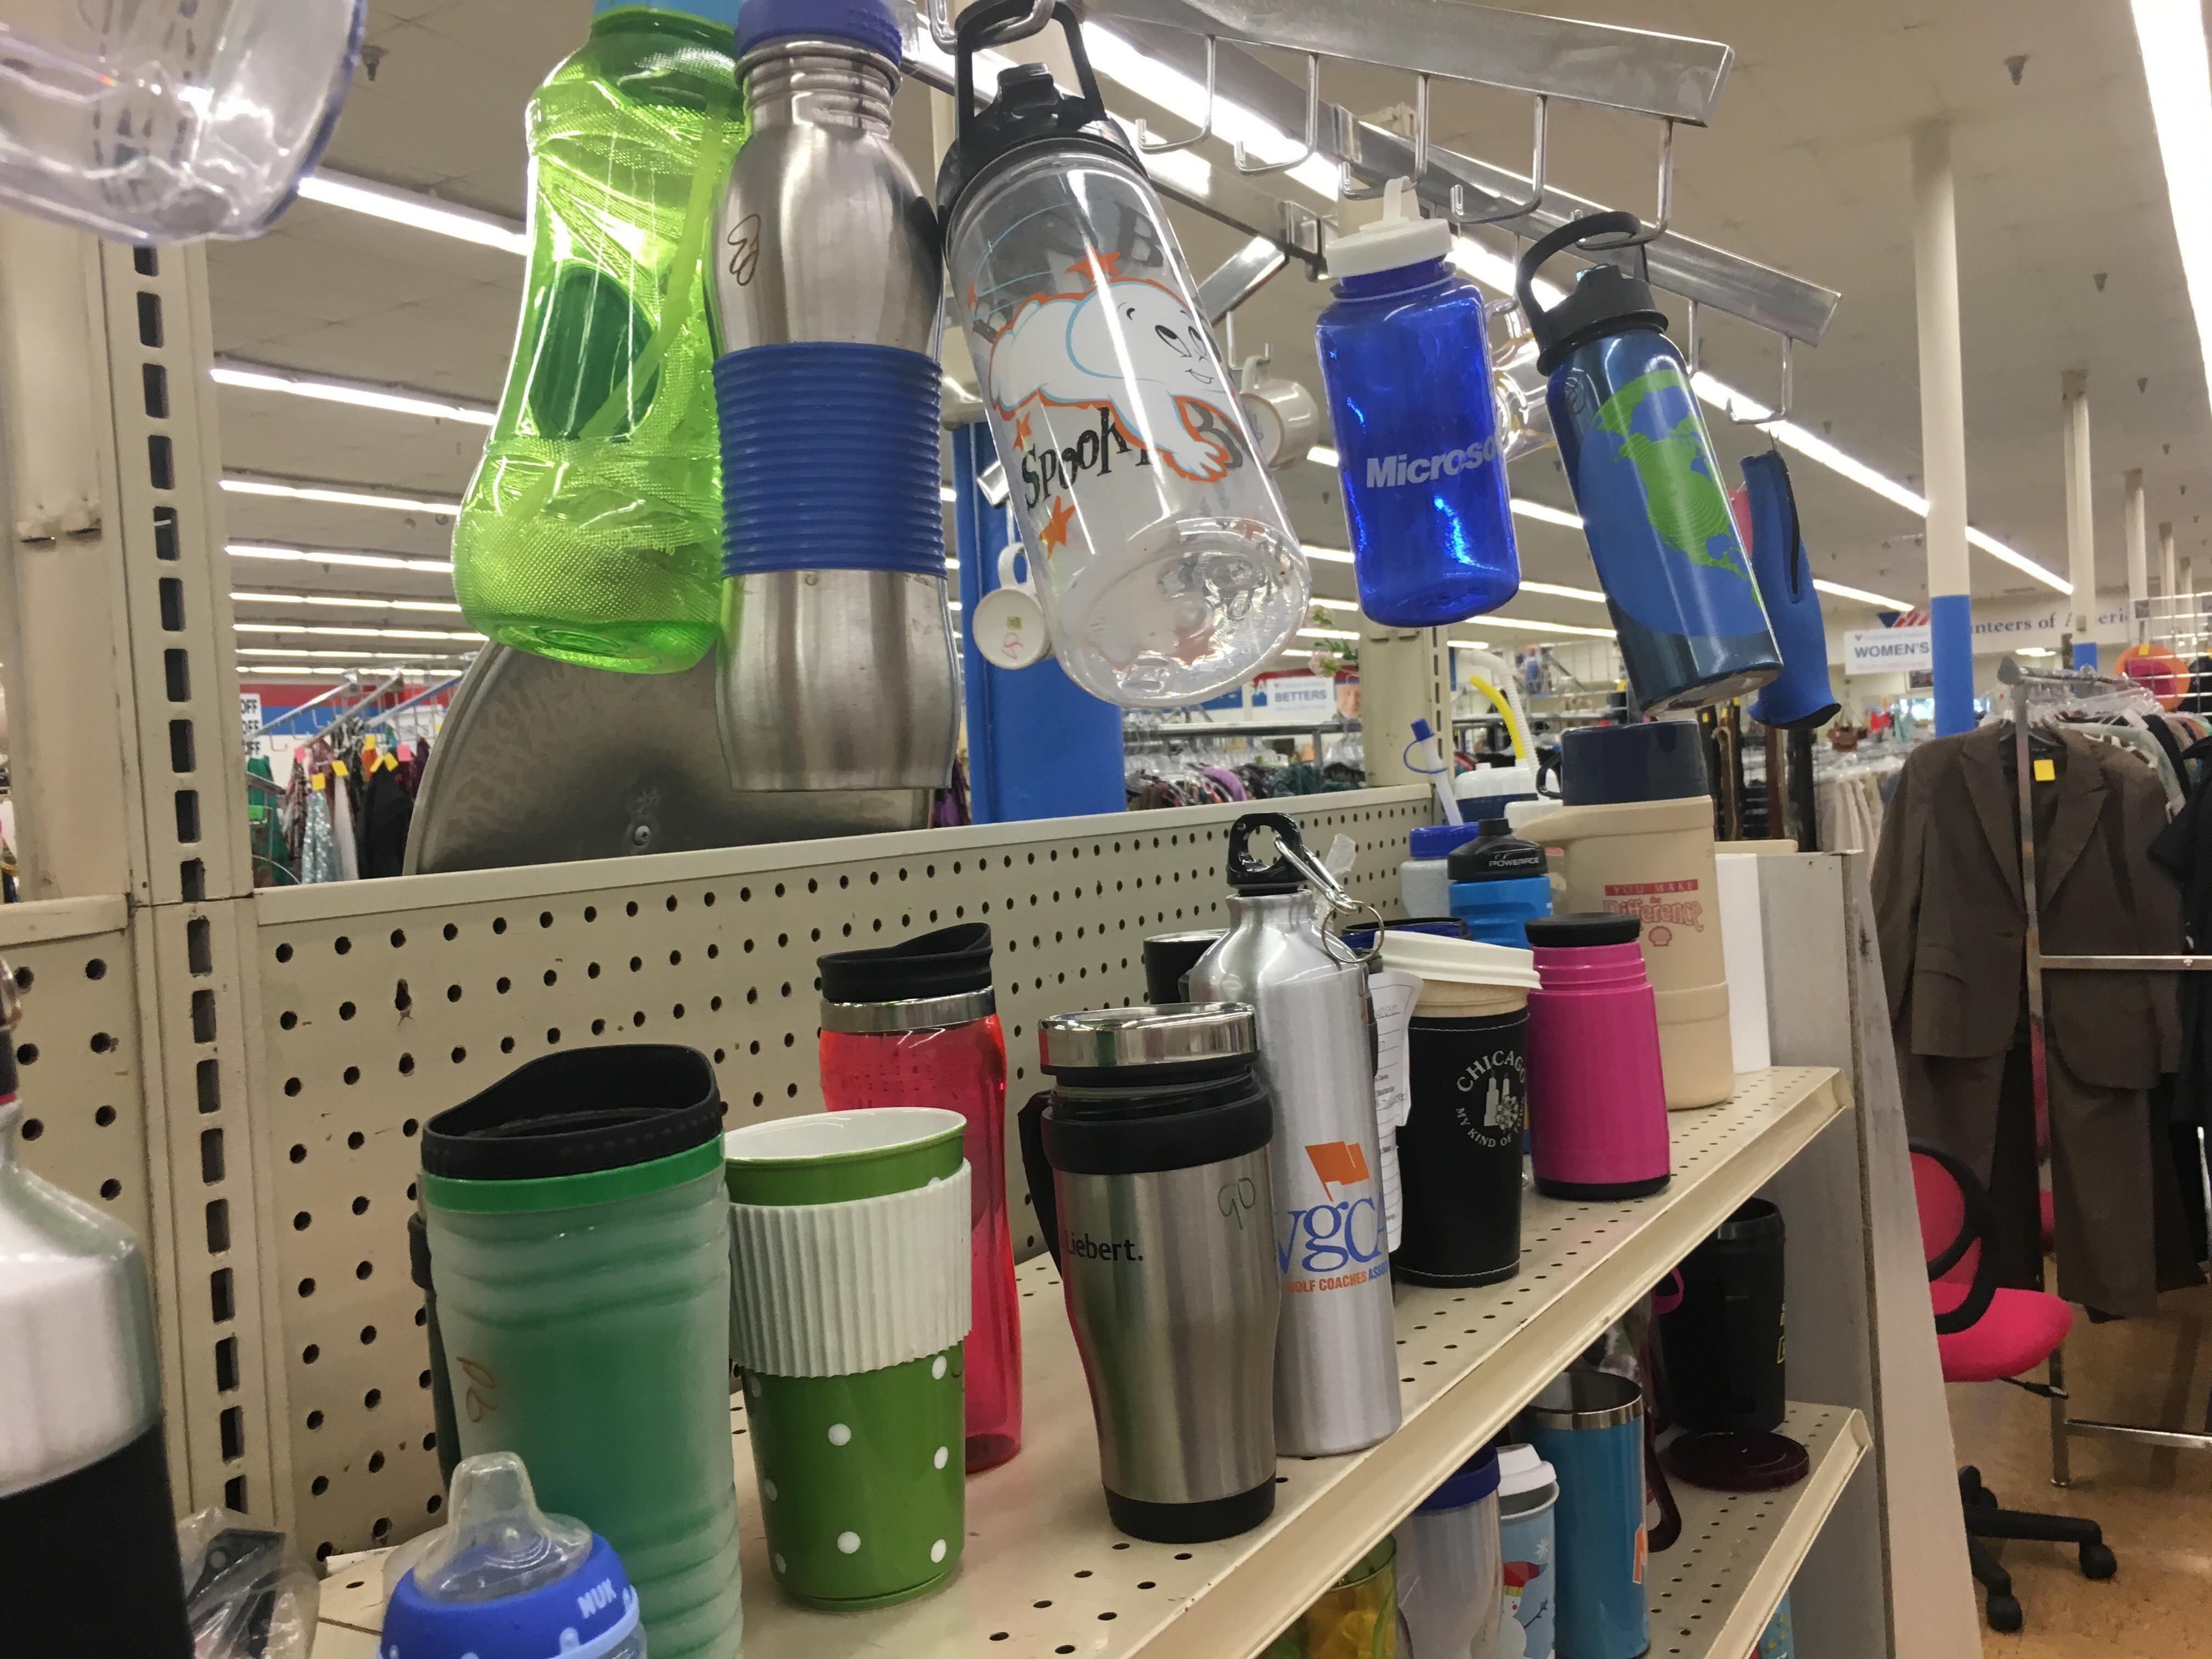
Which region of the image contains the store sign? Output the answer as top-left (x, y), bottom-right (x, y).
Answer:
top-left (1255, 674), bottom-right (1336, 716)
top-left (240, 691), bottom-right (264, 759)
top-left (1843, 625), bottom-right (1930, 675)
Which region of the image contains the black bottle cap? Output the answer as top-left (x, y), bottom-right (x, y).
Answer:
top-left (1561, 721), bottom-right (1710, 805)
top-left (934, 2), bottom-right (1138, 225)
top-left (1225, 812), bottom-right (1308, 895)
top-left (1446, 821), bottom-right (1547, 883)
top-left (422, 1045), bottom-right (722, 1181)
top-left (1515, 211), bottom-right (1669, 375)
top-left (819, 923), bottom-right (994, 1005)
top-left (1525, 911), bottom-right (1641, 948)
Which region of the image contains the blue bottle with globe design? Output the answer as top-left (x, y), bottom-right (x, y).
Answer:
top-left (1516, 212), bottom-right (1782, 713)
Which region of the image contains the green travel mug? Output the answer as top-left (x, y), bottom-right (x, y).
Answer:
top-left (420, 1046), bottom-right (742, 1659)
top-left (724, 1108), bottom-right (971, 1609)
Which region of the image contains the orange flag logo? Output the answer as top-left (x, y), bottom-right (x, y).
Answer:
top-left (1305, 1141), bottom-right (1370, 1199)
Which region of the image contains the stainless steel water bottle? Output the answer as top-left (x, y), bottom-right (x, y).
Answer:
top-left (1186, 815), bottom-right (1402, 1456)
top-left (708, 0), bottom-right (958, 793)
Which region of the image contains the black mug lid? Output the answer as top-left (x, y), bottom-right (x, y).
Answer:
top-left (422, 1045), bottom-right (722, 1181)
top-left (819, 922), bottom-right (993, 1004)
top-left (1515, 210), bottom-right (1669, 375)
top-left (1525, 911), bottom-right (1641, 948)
top-left (1561, 720), bottom-right (1711, 805)
top-left (1712, 1197), bottom-right (1785, 1243)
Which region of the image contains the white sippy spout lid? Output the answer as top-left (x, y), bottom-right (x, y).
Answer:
top-left (410, 1450), bottom-right (594, 1604)
top-left (1325, 177), bottom-right (1454, 281)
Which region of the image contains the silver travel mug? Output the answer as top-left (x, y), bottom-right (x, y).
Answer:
top-left (1020, 1004), bottom-right (1280, 1543)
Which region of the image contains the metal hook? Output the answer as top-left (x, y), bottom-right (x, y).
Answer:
top-left (1336, 160), bottom-right (1388, 200)
top-left (1582, 119), bottom-right (1675, 250)
top-left (929, 0), bottom-right (1055, 53)
top-left (1685, 299), bottom-right (1700, 376)
top-left (1134, 35), bottom-right (1217, 154)
top-left (1235, 53), bottom-right (1320, 176)
top-left (1728, 334), bottom-right (1794, 427)
top-left (1413, 74), bottom-right (1431, 180)
top-left (1450, 95), bottom-right (1549, 227)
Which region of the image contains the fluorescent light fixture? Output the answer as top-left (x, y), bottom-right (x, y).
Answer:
top-left (228, 541), bottom-right (455, 575)
top-left (238, 646), bottom-right (475, 661)
top-left (1462, 614), bottom-right (1617, 640)
top-left (1519, 579), bottom-right (1606, 605)
top-left (1303, 545), bottom-right (1355, 565)
top-left (212, 360), bottom-right (496, 426)
top-left (233, 590), bottom-right (464, 613)
top-left (2017, 646), bottom-right (2056, 657)
top-left (1307, 446), bottom-right (1339, 468)
top-left (223, 475), bottom-right (461, 516)
top-left (948, 600), bottom-right (962, 612)
top-left (1297, 627), bottom-right (1361, 641)
top-left (1812, 578), bottom-right (1913, 610)
top-left (296, 170), bottom-right (529, 255)
top-left (1511, 500), bottom-right (1584, 529)
top-left (1310, 597), bottom-right (1359, 612)
top-left (235, 622), bottom-right (484, 641)
top-left (940, 486), bottom-right (957, 503)
top-left (2135, 1), bottom-right (2212, 443)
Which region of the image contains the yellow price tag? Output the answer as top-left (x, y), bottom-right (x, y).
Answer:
top-left (2033, 757), bottom-right (2056, 783)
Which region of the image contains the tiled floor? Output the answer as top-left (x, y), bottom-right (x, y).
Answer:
top-left (1946, 1278), bottom-right (2212, 1657)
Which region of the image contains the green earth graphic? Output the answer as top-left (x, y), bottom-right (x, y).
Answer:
top-left (1593, 368), bottom-right (1751, 582)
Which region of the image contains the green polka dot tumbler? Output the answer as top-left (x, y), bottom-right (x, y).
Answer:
top-left (724, 1108), bottom-right (970, 1609)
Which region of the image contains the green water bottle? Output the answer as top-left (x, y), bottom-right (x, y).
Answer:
top-left (453, 0), bottom-right (746, 674)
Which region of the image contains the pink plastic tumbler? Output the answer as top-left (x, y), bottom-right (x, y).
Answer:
top-left (817, 923), bottom-right (1022, 1471)
top-left (1526, 912), bottom-right (1671, 1200)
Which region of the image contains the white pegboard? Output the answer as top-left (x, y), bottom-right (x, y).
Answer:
top-left (252, 788), bottom-right (1430, 1559)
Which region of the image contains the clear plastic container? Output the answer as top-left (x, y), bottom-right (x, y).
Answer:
top-left (381, 1453), bottom-right (647, 1659)
top-left (939, 19), bottom-right (1308, 708)
top-left (0, 0), bottom-right (363, 242)
top-left (452, 2), bottom-right (746, 674)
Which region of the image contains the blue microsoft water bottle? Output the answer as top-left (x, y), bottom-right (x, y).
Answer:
top-left (1315, 178), bottom-right (1519, 627)
top-left (1516, 211), bottom-right (1781, 713)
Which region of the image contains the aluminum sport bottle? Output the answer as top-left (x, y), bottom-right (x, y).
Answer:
top-left (1516, 211), bottom-right (1781, 714)
top-left (936, 1), bottom-right (1310, 709)
top-left (709, 0), bottom-right (958, 795)
top-left (453, 1), bottom-right (746, 674)
top-left (1186, 814), bottom-right (1401, 1456)
top-left (1315, 177), bottom-right (1519, 627)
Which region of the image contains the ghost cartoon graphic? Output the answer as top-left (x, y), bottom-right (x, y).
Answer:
top-left (988, 269), bottom-right (1240, 482)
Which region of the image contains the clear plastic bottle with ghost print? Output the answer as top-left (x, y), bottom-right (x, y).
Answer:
top-left (936, 2), bottom-right (1309, 708)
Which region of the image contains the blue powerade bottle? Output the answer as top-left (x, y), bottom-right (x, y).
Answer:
top-left (1315, 178), bottom-right (1519, 627)
top-left (1516, 211), bottom-right (1781, 713)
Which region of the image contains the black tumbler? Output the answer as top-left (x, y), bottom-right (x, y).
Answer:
top-left (1658, 1198), bottom-right (1786, 1432)
top-left (1142, 929), bottom-right (1225, 1003)
top-left (1394, 1006), bottom-right (1529, 1286)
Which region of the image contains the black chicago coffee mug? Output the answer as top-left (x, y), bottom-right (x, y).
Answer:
top-left (1393, 1006), bottom-right (1528, 1286)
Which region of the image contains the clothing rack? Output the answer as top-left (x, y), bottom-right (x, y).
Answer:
top-left (2003, 660), bottom-right (2212, 1481)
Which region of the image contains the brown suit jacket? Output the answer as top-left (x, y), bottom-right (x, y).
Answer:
top-left (1875, 723), bottom-right (2179, 1085)
top-left (1874, 724), bottom-right (2189, 1314)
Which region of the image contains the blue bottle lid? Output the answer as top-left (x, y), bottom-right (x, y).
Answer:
top-left (596, 0), bottom-right (745, 25)
top-left (1408, 822), bottom-right (1486, 861)
top-left (1417, 1441), bottom-right (1502, 1513)
top-left (735, 0), bottom-right (903, 60)
top-left (382, 1534), bottom-right (638, 1659)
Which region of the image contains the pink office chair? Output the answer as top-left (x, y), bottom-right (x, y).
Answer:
top-left (1912, 1142), bottom-right (2117, 1632)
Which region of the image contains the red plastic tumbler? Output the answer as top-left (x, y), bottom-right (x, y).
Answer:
top-left (817, 923), bottom-right (1022, 1471)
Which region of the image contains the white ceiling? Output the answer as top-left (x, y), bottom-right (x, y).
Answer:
top-left (204, 0), bottom-right (2211, 661)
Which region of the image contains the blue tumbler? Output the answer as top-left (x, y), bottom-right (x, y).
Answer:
top-left (1316, 178), bottom-right (1519, 627)
top-left (1516, 212), bottom-right (1781, 715)
top-left (1740, 450), bottom-right (1840, 730)
top-left (1447, 820), bottom-right (1552, 948)
top-left (1525, 1368), bottom-right (1649, 1659)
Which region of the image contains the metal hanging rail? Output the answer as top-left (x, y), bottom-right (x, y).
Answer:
top-left (1999, 659), bottom-right (2212, 1484)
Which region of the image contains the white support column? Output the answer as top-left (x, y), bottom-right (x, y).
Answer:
top-left (2062, 371), bottom-right (2096, 667)
top-left (1358, 622), bottom-right (1451, 792)
top-left (2125, 469), bottom-right (2147, 635)
top-left (2163, 520), bottom-right (2179, 601)
top-left (1911, 125), bottom-right (1973, 735)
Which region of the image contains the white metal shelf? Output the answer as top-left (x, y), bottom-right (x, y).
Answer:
top-left (312, 1065), bottom-right (1843, 1658)
top-left (1651, 1402), bottom-right (1871, 1659)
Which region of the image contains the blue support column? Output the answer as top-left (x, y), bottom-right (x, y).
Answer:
top-left (1929, 592), bottom-right (1974, 735)
top-left (952, 423), bottom-right (1126, 822)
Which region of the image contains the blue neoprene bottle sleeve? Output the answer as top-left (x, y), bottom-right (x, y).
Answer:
top-left (715, 341), bottom-right (945, 579)
top-left (1742, 449), bottom-right (1841, 730)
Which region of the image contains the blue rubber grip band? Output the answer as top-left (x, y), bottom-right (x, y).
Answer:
top-left (715, 342), bottom-right (945, 579)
